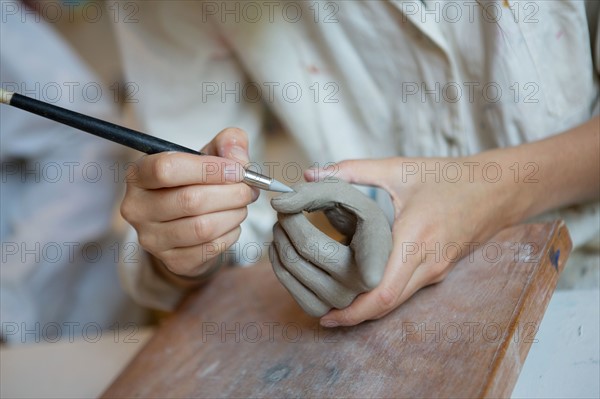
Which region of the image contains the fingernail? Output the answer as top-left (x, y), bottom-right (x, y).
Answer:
top-left (304, 168), bottom-right (325, 182)
top-left (229, 146), bottom-right (249, 164)
top-left (320, 319), bottom-right (339, 328)
top-left (251, 188), bottom-right (260, 202)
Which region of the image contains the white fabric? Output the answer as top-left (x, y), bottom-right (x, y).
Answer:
top-left (0, 2), bottom-right (147, 343)
top-left (114, 0), bottom-right (600, 310)
top-left (118, 225), bottom-right (186, 312)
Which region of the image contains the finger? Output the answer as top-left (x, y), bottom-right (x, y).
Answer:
top-left (269, 239), bottom-right (331, 318)
top-left (202, 128), bottom-right (259, 199)
top-left (319, 229), bottom-right (420, 327)
top-left (350, 210), bottom-right (393, 289)
top-left (304, 163), bottom-right (341, 183)
top-left (273, 181), bottom-right (392, 290)
top-left (273, 179), bottom-right (393, 291)
top-left (271, 180), bottom-right (373, 214)
top-left (339, 261), bottom-right (450, 325)
top-left (160, 227), bottom-right (242, 277)
top-left (202, 127), bottom-right (250, 165)
top-left (278, 213), bottom-right (360, 288)
top-left (273, 224), bottom-right (357, 309)
top-left (271, 180), bottom-right (378, 223)
top-left (270, 180), bottom-right (348, 213)
top-left (307, 159), bottom-right (394, 188)
top-left (133, 152), bottom-right (245, 189)
top-left (271, 181), bottom-right (335, 213)
top-left (140, 208), bottom-right (248, 252)
top-left (393, 262), bottom-right (448, 306)
top-left (133, 183), bottom-right (257, 222)
top-left (324, 161), bottom-right (395, 289)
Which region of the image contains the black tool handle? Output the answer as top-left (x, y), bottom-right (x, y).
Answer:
top-left (9, 92), bottom-right (202, 156)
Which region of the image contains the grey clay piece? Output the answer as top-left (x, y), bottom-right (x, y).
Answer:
top-left (269, 180), bottom-right (393, 317)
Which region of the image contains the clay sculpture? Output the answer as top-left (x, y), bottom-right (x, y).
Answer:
top-left (269, 180), bottom-right (393, 317)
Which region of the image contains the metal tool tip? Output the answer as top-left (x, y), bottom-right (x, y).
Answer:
top-left (270, 179), bottom-right (294, 193)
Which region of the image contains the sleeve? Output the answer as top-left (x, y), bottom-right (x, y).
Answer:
top-left (529, 2), bottom-right (600, 248)
top-left (117, 226), bottom-right (186, 312)
top-left (113, 0), bottom-right (275, 311)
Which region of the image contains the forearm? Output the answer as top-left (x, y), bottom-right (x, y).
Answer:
top-left (473, 116), bottom-right (600, 224)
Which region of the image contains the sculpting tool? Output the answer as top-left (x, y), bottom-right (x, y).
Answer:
top-left (0, 88), bottom-right (293, 193)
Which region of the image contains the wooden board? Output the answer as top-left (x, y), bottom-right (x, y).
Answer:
top-left (103, 221), bottom-right (571, 398)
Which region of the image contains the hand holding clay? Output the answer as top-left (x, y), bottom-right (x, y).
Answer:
top-left (269, 181), bottom-right (392, 317)
top-left (298, 156), bottom-right (537, 328)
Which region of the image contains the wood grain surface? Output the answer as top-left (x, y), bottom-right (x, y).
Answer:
top-left (103, 221), bottom-right (571, 398)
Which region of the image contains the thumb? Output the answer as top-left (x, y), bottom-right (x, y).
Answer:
top-left (305, 158), bottom-right (393, 188)
top-left (202, 127), bottom-right (250, 165)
